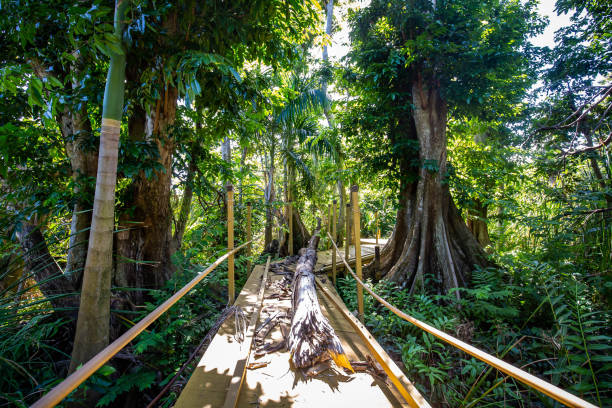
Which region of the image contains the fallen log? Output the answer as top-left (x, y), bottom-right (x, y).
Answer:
top-left (287, 220), bottom-right (353, 372)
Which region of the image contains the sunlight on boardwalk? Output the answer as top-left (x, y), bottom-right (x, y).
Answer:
top-left (175, 242), bottom-right (421, 408)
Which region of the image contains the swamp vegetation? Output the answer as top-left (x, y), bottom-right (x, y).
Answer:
top-left (0, 0), bottom-right (610, 406)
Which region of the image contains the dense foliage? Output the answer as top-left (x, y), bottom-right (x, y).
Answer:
top-left (1, 0), bottom-right (610, 407)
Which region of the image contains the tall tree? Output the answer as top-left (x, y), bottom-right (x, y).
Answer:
top-left (343, 0), bottom-right (541, 295)
top-left (70, 0), bottom-right (128, 371)
top-left (0, 0), bottom-right (111, 292)
top-left (319, 0), bottom-right (349, 246)
top-left (114, 0), bottom-right (321, 295)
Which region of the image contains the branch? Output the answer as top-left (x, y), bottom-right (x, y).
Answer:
top-left (537, 85), bottom-right (612, 132)
top-left (567, 132), bottom-right (612, 155)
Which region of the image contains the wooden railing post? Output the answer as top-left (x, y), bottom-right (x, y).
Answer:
top-left (246, 201), bottom-right (252, 276)
top-left (332, 200), bottom-right (337, 284)
top-left (227, 184), bottom-right (235, 304)
top-left (351, 185), bottom-right (364, 323)
top-left (288, 200), bottom-right (293, 256)
top-left (345, 203), bottom-right (350, 262)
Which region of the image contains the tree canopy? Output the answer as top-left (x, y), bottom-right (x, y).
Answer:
top-left (0, 0), bottom-right (609, 406)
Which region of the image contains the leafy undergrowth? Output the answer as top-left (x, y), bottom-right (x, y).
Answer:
top-left (0, 251), bottom-right (271, 408)
top-left (336, 258), bottom-right (611, 407)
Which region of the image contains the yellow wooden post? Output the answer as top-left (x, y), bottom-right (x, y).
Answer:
top-left (227, 184), bottom-right (234, 304)
top-left (332, 200), bottom-right (337, 284)
top-left (345, 203), bottom-right (350, 262)
top-left (246, 202), bottom-right (252, 276)
top-left (351, 185), bottom-right (364, 323)
top-left (288, 200), bottom-right (293, 256)
top-left (375, 210), bottom-right (379, 245)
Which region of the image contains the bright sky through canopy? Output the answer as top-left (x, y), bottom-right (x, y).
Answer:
top-left (327, 0), bottom-right (573, 61)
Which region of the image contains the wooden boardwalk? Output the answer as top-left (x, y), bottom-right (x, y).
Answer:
top-left (175, 242), bottom-right (428, 408)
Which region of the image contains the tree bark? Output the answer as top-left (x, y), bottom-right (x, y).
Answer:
top-left (264, 146), bottom-right (276, 249)
top-left (288, 221), bottom-right (351, 371)
top-left (16, 223), bottom-right (77, 312)
top-left (321, 0), bottom-right (334, 126)
top-left (279, 160), bottom-right (310, 256)
top-left (583, 132), bottom-right (612, 209)
top-left (336, 179), bottom-right (346, 246)
top-left (238, 145), bottom-right (248, 207)
top-left (70, 0), bottom-right (128, 372)
top-left (368, 80), bottom-right (488, 298)
top-left (279, 206), bottom-right (311, 256)
top-left (171, 142), bottom-right (197, 255)
top-left (115, 86), bottom-right (178, 300)
top-left (467, 200), bottom-right (492, 248)
top-left (222, 135), bottom-right (232, 164)
top-left (62, 106), bottom-right (98, 285)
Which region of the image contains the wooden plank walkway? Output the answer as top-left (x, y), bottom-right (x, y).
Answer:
top-left (175, 242), bottom-right (428, 408)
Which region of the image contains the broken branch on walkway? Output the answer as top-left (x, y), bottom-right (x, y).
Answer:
top-left (287, 220), bottom-right (353, 372)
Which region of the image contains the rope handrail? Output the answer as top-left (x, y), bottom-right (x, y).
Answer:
top-left (326, 232), bottom-right (597, 408)
top-left (31, 241), bottom-right (252, 408)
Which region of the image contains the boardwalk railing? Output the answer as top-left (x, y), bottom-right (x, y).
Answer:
top-left (32, 241), bottom-right (252, 408)
top-left (327, 185), bottom-right (597, 408)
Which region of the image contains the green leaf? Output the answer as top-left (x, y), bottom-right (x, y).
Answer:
top-left (97, 365), bottom-right (116, 376)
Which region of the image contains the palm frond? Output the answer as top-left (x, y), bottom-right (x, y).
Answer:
top-left (275, 88), bottom-right (329, 126)
top-left (282, 148), bottom-right (315, 194)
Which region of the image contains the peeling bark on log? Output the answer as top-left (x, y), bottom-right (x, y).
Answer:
top-left (287, 221), bottom-right (352, 371)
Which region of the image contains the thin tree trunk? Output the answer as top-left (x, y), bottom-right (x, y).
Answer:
top-left (321, 0), bottom-right (334, 126)
top-left (584, 132), bottom-right (612, 209)
top-left (288, 221), bottom-right (351, 370)
top-left (70, 0), bottom-right (127, 372)
top-left (221, 135), bottom-right (232, 219)
top-left (467, 200), bottom-right (492, 248)
top-left (222, 135), bottom-right (231, 188)
top-left (464, 132), bottom-right (492, 248)
top-left (171, 142), bottom-right (197, 254)
top-left (264, 146), bottom-right (275, 249)
top-left (239, 145), bottom-right (248, 207)
top-left (279, 206), bottom-right (311, 256)
top-left (336, 179), bottom-right (346, 246)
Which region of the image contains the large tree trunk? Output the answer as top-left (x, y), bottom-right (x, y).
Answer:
top-left (16, 223), bottom-right (77, 312)
top-left (288, 221), bottom-right (351, 371)
top-left (114, 9), bottom-right (180, 299)
top-left (115, 86), bottom-right (178, 301)
top-left (370, 80), bottom-right (488, 298)
top-left (70, 0), bottom-right (127, 372)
